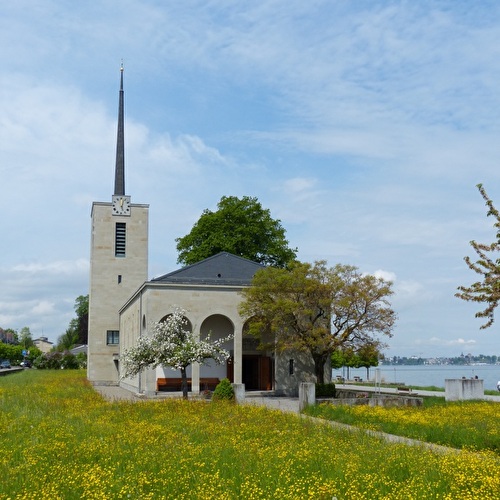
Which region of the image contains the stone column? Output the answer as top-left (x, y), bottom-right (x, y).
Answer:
top-left (232, 383), bottom-right (245, 404)
top-left (191, 362), bottom-right (200, 394)
top-left (233, 320), bottom-right (244, 384)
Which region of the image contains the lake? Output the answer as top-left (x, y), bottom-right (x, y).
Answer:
top-left (332, 364), bottom-right (500, 391)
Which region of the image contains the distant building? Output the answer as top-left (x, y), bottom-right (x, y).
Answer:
top-left (33, 337), bottom-right (53, 353)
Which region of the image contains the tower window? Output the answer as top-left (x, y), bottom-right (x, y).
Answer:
top-left (115, 222), bottom-right (126, 257)
top-left (107, 330), bottom-right (119, 345)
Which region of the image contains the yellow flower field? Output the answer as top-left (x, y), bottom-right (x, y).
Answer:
top-left (305, 398), bottom-right (500, 452)
top-left (1, 370), bottom-right (499, 499)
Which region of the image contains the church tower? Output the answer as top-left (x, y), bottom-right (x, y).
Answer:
top-left (87, 66), bottom-right (149, 385)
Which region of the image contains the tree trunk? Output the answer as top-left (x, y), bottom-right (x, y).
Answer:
top-left (313, 353), bottom-right (328, 384)
top-left (180, 366), bottom-right (188, 399)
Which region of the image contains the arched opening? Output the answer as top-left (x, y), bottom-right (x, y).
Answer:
top-left (159, 313), bottom-right (193, 333)
top-left (199, 314), bottom-right (234, 381)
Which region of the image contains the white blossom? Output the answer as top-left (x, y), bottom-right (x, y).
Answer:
top-left (121, 308), bottom-right (233, 379)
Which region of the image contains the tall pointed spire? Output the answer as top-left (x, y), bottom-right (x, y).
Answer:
top-left (114, 62), bottom-right (125, 196)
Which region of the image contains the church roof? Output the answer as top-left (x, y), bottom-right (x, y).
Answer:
top-left (151, 252), bottom-right (265, 286)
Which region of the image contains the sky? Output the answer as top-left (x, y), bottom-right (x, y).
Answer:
top-left (2, 1), bottom-right (500, 358)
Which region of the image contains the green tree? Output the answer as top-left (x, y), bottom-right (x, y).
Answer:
top-left (19, 327), bottom-right (34, 349)
top-left (175, 196), bottom-right (297, 268)
top-left (121, 308), bottom-right (233, 399)
top-left (57, 295), bottom-right (88, 350)
top-left (240, 261), bottom-right (395, 384)
top-left (73, 295), bottom-right (89, 344)
top-left (456, 184), bottom-right (500, 329)
top-left (352, 341), bottom-right (381, 380)
top-left (57, 328), bottom-right (80, 351)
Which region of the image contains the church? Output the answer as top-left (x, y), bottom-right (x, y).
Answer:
top-left (87, 68), bottom-right (325, 397)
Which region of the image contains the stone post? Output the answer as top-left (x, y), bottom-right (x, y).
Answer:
top-left (299, 382), bottom-right (315, 411)
top-left (445, 378), bottom-right (484, 401)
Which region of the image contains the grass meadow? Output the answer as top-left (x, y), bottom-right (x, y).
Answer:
top-left (304, 397), bottom-right (500, 453)
top-left (1, 370), bottom-right (499, 499)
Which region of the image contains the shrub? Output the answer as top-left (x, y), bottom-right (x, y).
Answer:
top-left (316, 382), bottom-right (336, 398)
top-left (212, 378), bottom-right (234, 401)
top-left (33, 351), bottom-right (82, 369)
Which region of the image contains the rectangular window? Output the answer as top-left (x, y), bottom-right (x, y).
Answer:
top-left (289, 359), bottom-right (294, 375)
top-left (115, 222), bottom-right (126, 257)
top-left (107, 330), bottom-right (119, 345)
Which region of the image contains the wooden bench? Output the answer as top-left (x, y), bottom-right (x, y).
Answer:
top-left (156, 377), bottom-right (220, 392)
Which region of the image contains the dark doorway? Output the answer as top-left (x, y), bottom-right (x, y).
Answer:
top-left (242, 355), bottom-right (273, 390)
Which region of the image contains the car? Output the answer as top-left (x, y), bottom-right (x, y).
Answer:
top-left (0, 360), bottom-right (11, 369)
top-left (20, 360), bottom-right (32, 368)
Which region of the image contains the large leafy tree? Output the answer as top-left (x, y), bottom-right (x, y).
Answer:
top-left (239, 261), bottom-right (395, 384)
top-left (121, 308), bottom-right (232, 399)
top-left (56, 295), bottom-right (88, 351)
top-left (456, 184), bottom-right (500, 329)
top-left (176, 195), bottom-right (297, 268)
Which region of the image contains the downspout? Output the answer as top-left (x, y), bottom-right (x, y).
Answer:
top-left (138, 287), bottom-right (143, 393)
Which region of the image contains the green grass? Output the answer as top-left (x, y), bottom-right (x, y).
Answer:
top-left (304, 396), bottom-right (500, 453)
top-left (1, 370), bottom-right (500, 499)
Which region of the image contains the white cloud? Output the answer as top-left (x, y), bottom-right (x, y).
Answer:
top-left (31, 301), bottom-right (56, 315)
top-left (373, 269), bottom-right (397, 282)
top-left (2, 1), bottom-right (500, 357)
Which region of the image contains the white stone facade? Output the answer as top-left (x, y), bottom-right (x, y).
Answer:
top-left (87, 201), bottom-right (149, 385)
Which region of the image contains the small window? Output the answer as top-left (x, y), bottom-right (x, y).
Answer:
top-left (107, 330), bottom-right (119, 345)
top-left (289, 359), bottom-right (294, 375)
top-left (115, 223), bottom-right (126, 257)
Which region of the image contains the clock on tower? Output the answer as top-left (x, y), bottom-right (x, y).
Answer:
top-left (112, 195), bottom-right (131, 216)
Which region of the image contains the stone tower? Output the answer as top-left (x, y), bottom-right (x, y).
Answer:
top-left (87, 66), bottom-right (149, 385)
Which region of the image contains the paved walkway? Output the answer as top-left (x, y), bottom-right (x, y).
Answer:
top-left (93, 385), bottom-right (301, 411)
top-left (94, 383), bottom-right (500, 406)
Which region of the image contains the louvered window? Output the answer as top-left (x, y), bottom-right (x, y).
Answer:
top-left (115, 223), bottom-right (126, 257)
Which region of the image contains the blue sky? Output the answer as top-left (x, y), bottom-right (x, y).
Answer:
top-left (2, 1), bottom-right (500, 357)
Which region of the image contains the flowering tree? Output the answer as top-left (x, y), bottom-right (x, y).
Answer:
top-left (456, 184), bottom-right (500, 329)
top-left (121, 308), bottom-right (233, 399)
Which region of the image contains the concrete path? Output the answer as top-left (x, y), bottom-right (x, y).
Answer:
top-left (93, 385), bottom-right (302, 411)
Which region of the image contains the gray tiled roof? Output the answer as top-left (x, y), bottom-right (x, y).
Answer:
top-left (152, 252), bottom-right (265, 286)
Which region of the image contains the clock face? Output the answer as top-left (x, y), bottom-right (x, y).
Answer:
top-left (112, 196), bottom-right (131, 216)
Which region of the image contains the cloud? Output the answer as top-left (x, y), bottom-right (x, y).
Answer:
top-left (428, 337), bottom-right (477, 347)
top-left (31, 301), bottom-right (56, 315)
top-left (12, 260), bottom-right (89, 275)
top-left (373, 269), bottom-right (397, 282)
top-left (2, 1), bottom-right (500, 357)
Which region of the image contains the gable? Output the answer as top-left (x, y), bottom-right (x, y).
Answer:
top-left (152, 252), bottom-right (265, 286)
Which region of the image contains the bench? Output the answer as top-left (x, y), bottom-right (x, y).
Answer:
top-left (156, 377), bottom-right (220, 392)
top-left (354, 376), bottom-right (363, 382)
top-left (397, 386), bottom-right (413, 395)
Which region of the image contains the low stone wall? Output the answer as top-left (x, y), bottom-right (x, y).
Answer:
top-left (324, 389), bottom-right (423, 407)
